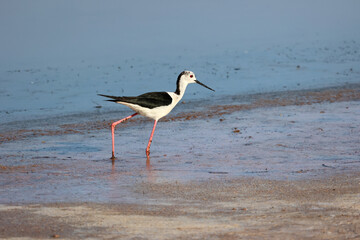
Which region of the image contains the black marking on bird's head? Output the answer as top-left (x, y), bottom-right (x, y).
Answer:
top-left (175, 71), bottom-right (188, 95)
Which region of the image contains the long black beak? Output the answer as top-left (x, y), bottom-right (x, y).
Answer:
top-left (195, 80), bottom-right (215, 92)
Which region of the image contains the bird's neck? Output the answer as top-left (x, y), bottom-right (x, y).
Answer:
top-left (174, 80), bottom-right (189, 97)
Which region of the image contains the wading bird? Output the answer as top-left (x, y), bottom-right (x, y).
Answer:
top-left (99, 70), bottom-right (214, 159)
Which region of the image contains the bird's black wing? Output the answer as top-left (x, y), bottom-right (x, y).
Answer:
top-left (98, 92), bottom-right (172, 109)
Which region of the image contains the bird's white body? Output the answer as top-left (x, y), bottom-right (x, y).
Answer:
top-left (118, 91), bottom-right (183, 121)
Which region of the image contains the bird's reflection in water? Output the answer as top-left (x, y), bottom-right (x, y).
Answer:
top-left (109, 156), bottom-right (157, 183)
top-left (111, 159), bottom-right (115, 171)
top-left (145, 156), bottom-right (157, 182)
top-left (146, 156), bottom-right (151, 171)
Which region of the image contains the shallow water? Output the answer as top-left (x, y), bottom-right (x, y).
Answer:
top-left (1, 99), bottom-right (359, 203)
top-left (1, 1), bottom-right (360, 124)
top-left (1, 41), bottom-right (360, 125)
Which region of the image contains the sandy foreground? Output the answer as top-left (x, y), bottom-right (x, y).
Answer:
top-left (0, 173), bottom-right (360, 239)
top-left (0, 86), bottom-right (360, 239)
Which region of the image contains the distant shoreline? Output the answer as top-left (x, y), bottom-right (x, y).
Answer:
top-left (1, 83), bottom-right (359, 144)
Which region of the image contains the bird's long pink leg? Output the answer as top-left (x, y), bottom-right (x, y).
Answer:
top-left (146, 120), bottom-right (158, 156)
top-left (111, 113), bottom-right (138, 160)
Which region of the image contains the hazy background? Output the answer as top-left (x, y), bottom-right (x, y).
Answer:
top-left (1, 0), bottom-right (359, 66)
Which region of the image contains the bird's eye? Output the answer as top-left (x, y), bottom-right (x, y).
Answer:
top-left (190, 75), bottom-right (193, 78)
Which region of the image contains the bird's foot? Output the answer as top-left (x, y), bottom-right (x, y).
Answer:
top-left (111, 152), bottom-right (116, 160)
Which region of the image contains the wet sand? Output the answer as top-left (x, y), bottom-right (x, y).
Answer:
top-left (1, 173), bottom-right (359, 239)
top-left (0, 86), bottom-right (360, 239)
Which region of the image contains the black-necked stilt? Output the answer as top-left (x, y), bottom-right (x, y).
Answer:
top-left (99, 70), bottom-right (214, 159)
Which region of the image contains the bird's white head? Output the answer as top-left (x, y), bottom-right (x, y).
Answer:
top-left (179, 70), bottom-right (197, 84)
top-left (175, 70), bottom-right (215, 95)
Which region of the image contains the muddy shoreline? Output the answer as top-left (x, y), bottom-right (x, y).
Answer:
top-left (1, 84), bottom-right (359, 144)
